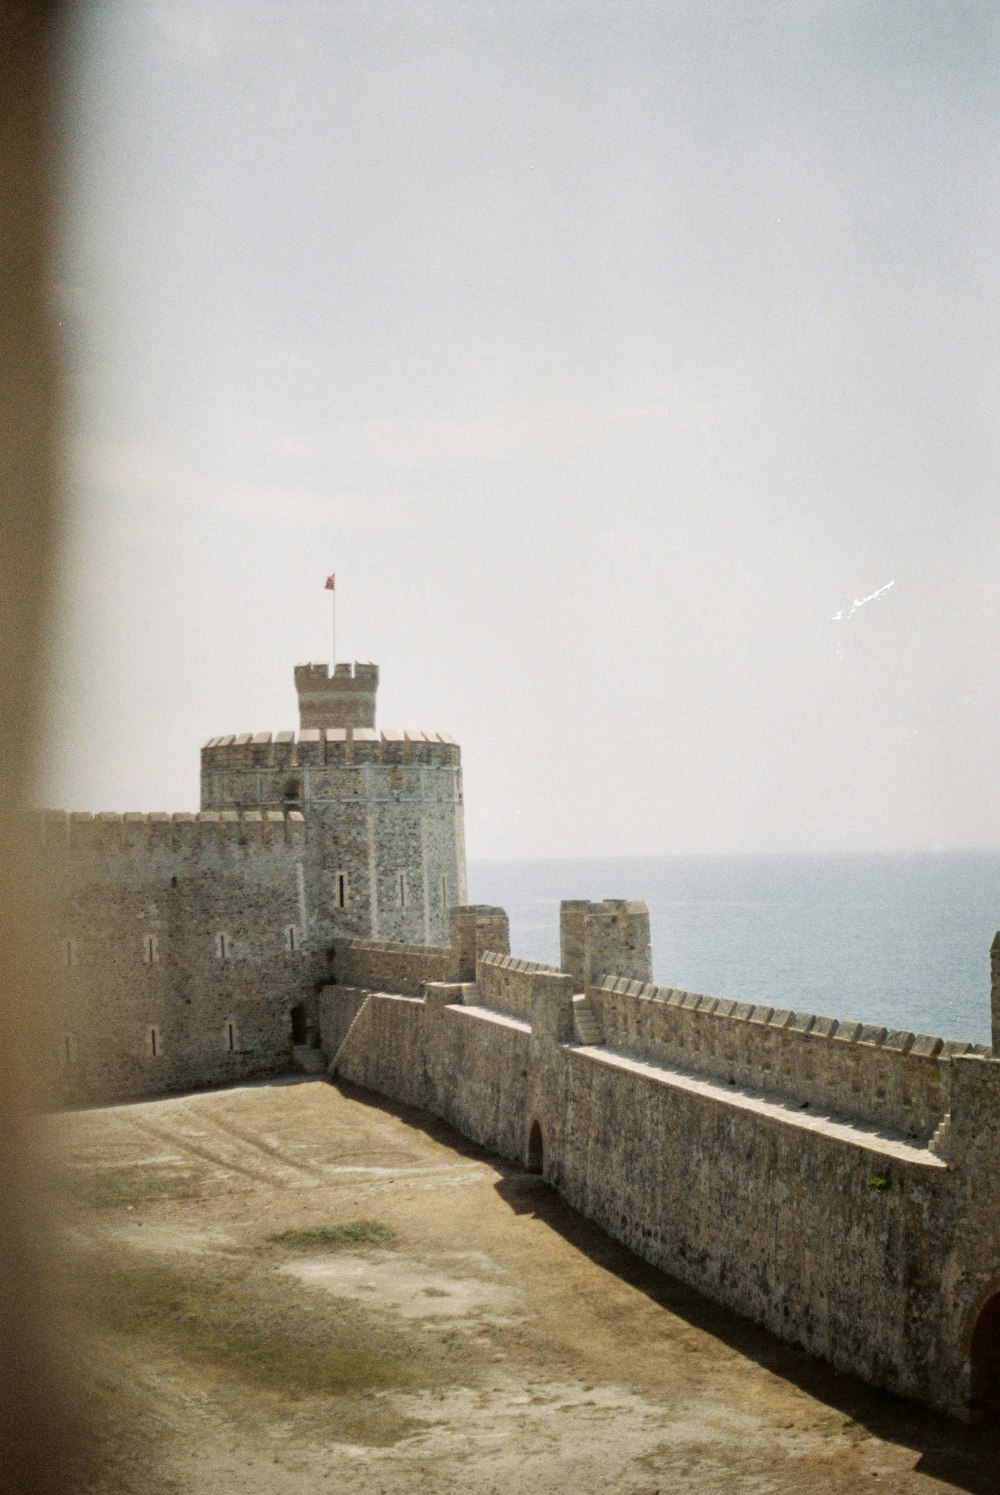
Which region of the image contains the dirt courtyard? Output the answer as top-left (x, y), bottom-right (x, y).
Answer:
top-left (47, 1077), bottom-right (1000, 1493)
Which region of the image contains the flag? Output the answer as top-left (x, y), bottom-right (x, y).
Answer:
top-left (324, 573), bottom-right (335, 591)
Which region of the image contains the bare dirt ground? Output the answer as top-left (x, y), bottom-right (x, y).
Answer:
top-left (45, 1077), bottom-right (1000, 1494)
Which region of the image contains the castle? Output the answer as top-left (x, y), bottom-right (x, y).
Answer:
top-left (44, 659), bottom-right (1000, 1423)
top-left (44, 660), bottom-right (467, 1102)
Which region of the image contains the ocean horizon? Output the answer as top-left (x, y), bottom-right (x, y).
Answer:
top-left (467, 849), bottom-right (1000, 1047)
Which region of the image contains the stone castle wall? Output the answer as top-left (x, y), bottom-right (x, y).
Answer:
top-left (327, 985), bottom-right (534, 1158)
top-left (42, 661), bottom-right (471, 1108)
top-left (40, 652), bottom-right (1000, 1421)
top-left (331, 905), bottom-right (511, 997)
top-left (321, 902), bottom-right (1000, 1420)
top-left (39, 809), bottom-right (311, 1105)
top-left (333, 938), bottom-right (455, 995)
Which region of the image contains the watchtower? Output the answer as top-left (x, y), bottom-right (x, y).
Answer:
top-left (294, 661), bottom-right (379, 731)
top-left (201, 660), bottom-right (468, 972)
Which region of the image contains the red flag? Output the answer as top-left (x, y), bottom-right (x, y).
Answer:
top-left (324, 573), bottom-right (335, 591)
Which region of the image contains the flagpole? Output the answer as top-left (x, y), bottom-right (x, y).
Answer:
top-left (325, 572), bottom-right (337, 669)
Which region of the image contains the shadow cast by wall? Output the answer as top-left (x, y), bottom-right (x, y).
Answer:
top-left (330, 1077), bottom-right (514, 1167)
top-left (332, 1074), bottom-right (1000, 1493)
top-left (494, 1168), bottom-right (1000, 1494)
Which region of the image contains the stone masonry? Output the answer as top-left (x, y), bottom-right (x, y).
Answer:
top-left (323, 897), bottom-right (1000, 1424)
top-left (200, 663), bottom-right (467, 954)
top-left (42, 809), bottom-right (308, 1105)
top-left (45, 659), bottom-right (467, 1103)
top-left (42, 653), bottom-right (1000, 1423)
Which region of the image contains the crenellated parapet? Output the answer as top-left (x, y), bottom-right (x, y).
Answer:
top-left (332, 905), bottom-right (510, 994)
top-left (201, 728), bottom-right (460, 772)
top-left (326, 888), bottom-right (999, 1152)
top-left (477, 950), bottom-right (567, 1025)
top-left (332, 938), bottom-right (453, 995)
top-left (589, 975), bottom-right (991, 1142)
top-left (37, 809), bottom-right (306, 853)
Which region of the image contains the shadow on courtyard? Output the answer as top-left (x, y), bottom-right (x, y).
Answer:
top-left (333, 1076), bottom-right (1000, 1495)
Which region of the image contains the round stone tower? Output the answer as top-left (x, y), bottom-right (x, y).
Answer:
top-left (200, 662), bottom-right (468, 967)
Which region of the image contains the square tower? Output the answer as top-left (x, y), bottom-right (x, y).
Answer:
top-left (294, 661), bottom-right (379, 730)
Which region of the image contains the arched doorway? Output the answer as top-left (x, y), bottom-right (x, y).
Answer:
top-left (969, 1292), bottom-right (1000, 1423)
top-left (527, 1119), bottom-right (544, 1175)
top-left (290, 1004), bottom-right (308, 1045)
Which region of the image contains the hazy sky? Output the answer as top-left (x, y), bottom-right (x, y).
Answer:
top-left (45, 0), bottom-right (1000, 859)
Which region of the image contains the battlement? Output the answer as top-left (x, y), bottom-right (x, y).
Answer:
top-left (589, 975), bottom-right (991, 1141)
top-left (333, 937), bottom-right (454, 994)
top-left (333, 906), bottom-right (509, 992)
top-left (321, 891), bottom-right (1000, 1421)
top-left (294, 660), bottom-right (379, 731)
top-left (479, 950), bottom-right (562, 978)
top-left (201, 729), bottom-right (460, 770)
top-left (37, 809), bottom-right (306, 853)
top-left (560, 897), bottom-right (653, 991)
top-left (477, 949), bottom-right (567, 1023)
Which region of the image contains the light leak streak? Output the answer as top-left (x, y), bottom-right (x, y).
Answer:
top-left (832, 579), bottom-right (895, 623)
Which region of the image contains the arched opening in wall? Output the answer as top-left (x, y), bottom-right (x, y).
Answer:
top-left (283, 777), bottom-right (301, 805)
top-left (527, 1119), bottom-right (544, 1175)
top-left (969, 1293), bottom-right (1000, 1423)
top-left (290, 1004), bottom-right (308, 1045)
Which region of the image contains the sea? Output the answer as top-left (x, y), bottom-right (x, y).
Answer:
top-left (467, 851), bottom-right (1000, 1047)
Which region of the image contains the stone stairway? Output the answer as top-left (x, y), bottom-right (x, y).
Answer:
top-left (929, 1112), bottom-right (952, 1161)
top-left (572, 993), bottom-right (602, 1045)
top-left (292, 1044), bottom-right (328, 1076)
top-left (327, 992), bottom-right (374, 1078)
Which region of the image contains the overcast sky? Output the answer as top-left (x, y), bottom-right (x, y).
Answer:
top-left (43, 0), bottom-right (1000, 860)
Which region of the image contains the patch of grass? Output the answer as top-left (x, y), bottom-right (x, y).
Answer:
top-left (82, 1262), bottom-right (427, 1405)
top-left (333, 1405), bottom-right (425, 1447)
top-left (268, 1219), bottom-right (396, 1250)
top-left (814, 1411), bottom-right (858, 1438)
top-left (199, 1332), bottom-right (415, 1396)
top-left (71, 1166), bottom-right (197, 1210)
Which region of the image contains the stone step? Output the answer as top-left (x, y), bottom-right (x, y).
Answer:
top-left (292, 1044), bottom-right (327, 1075)
top-left (929, 1112), bottom-right (952, 1160)
top-left (572, 993), bottom-right (602, 1045)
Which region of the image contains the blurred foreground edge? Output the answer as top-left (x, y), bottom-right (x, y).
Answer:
top-left (0, 4), bottom-right (83, 1490)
